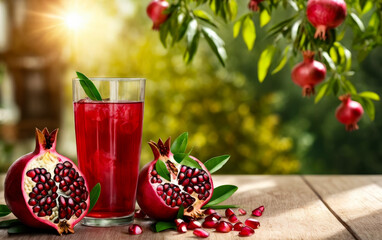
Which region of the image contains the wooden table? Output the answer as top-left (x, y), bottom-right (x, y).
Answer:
top-left (1, 175), bottom-right (381, 239)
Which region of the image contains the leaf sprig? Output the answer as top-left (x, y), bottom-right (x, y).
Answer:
top-left (76, 72), bottom-right (102, 101)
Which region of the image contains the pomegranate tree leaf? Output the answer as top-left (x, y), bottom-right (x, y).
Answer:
top-left (171, 132), bottom-right (188, 154)
top-left (155, 160), bottom-right (171, 181)
top-left (0, 219), bottom-right (21, 228)
top-left (180, 156), bottom-right (202, 169)
top-left (88, 183), bottom-right (101, 213)
top-left (154, 221), bottom-right (176, 232)
top-left (0, 204), bottom-right (11, 217)
top-left (202, 204), bottom-right (239, 209)
top-left (258, 45), bottom-right (276, 82)
top-left (173, 153), bottom-right (187, 163)
top-left (7, 224), bottom-right (36, 234)
top-left (76, 71), bottom-right (102, 101)
top-left (204, 185), bottom-right (238, 207)
top-left (177, 205), bottom-right (184, 219)
top-left (204, 155), bottom-right (230, 174)
top-left (201, 27), bottom-right (227, 67)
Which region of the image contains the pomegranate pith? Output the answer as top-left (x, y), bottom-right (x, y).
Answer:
top-left (136, 138), bottom-right (213, 221)
top-left (4, 128), bottom-right (90, 235)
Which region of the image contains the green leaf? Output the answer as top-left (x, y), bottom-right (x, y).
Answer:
top-left (174, 153), bottom-right (187, 163)
top-left (291, 20), bottom-right (301, 41)
top-left (233, 20), bottom-right (242, 38)
top-left (362, 98), bottom-right (375, 121)
top-left (0, 204), bottom-right (11, 217)
top-left (155, 160), bottom-right (171, 181)
top-left (228, 0), bottom-right (238, 21)
top-left (344, 48), bottom-right (352, 71)
top-left (272, 46), bottom-right (290, 75)
top-left (8, 224), bottom-right (33, 234)
top-left (350, 12), bottom-right (365, 32)
top-left (184, 20), bottom-right (200, 63)
top-left (193, 10), bottom-right (217, 28)
top-left (76, 72), bottom-right (102, 101)
top-left (242, 16), bottom-right (256, 51)
top-left (202, 27), bottom-right (227, 67)
top-left (180, 156), bottom-right (202, 169)
top-left (177, 205), bottom-right (184, 219)
top-left (159, 21), bottom-right (170, 48)
top-left (315, 82), bottom-right (329, 103)
top-left (204, 185), bottom-right (238, 207)
top-left (88, 183), bottom-right (101, 213)
top-left (343, 80), bottom-right (357, 94)
top-left (204, 155), bottom-right (230, 174)
top-left (171, 132), bottom-right (188, 154)
top-left (260, 9), bottom-right (271, 27)
top-left (358, 91), bottom-right (380, 101)
top-left (154, 221), bottom-right (176, 232)
top-left (322, 52), bottom-right (336, 70)
top-left (202, 204), bottom-right (239, 209)
top-left (0, 219), bottom-right (21, 228)
top-left (258, 45), bottom-right (276, 83)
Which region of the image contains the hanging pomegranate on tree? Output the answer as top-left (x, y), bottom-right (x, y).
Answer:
top-left (4, 128), bottom-right (90, 235)
top-left (307, 0), bottom-right (347, 40)
top-left (291, 51), bottom-right (327, 97)
top-left (147, 0), bottom-right (170, 30)
top-left (335, 94), bottom-right (364, 131)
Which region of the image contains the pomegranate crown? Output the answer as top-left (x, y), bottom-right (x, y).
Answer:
top-left (338, 93), bottom-right (351, 102)
top-left (302, 51), bottom-right (315, 61)
top-left (149, 137), bottom-right (171, 159)
top-left (35, 128), bottom-right (58, 151)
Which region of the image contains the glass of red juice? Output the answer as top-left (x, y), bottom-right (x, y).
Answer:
top-left (72, 78), bottom-right (145, 226)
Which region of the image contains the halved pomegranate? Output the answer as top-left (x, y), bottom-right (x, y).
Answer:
top-left (4, 128), bottom-right (90, 234)
top-left (136, 138), bottom-right (213, 221)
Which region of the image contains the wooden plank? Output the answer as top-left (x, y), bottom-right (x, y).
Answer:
top-left (0, 176), bottom-right (353, 239)
top-left (304, 175), bottom-right (382, 240)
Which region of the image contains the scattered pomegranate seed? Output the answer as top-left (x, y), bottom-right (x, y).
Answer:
top-left (134, 209), bottom-right (146, 219)
top-left (202, 219), bottom-right (219, 228)
top-left (205, 213), bottom-right (221, 221)
top-left (233, 222), bottom-right (244, 231)
top-left (177, 222), bottom-right (188, 233)
top-left (258, 206), bottom-right (265, 212)
top-left (175, 218), bottom-right (184, 227)
top-left (128, 224), bottom-right (143, 235)
top-left (252, 209), bottom-right (262, 217)
top-left (238, 208), bottom-right (247, 215)
top-left (193, 228), bottom-right (209, 238)
top-left (228, 214), bottom-right (239, 223)
top-left (245, 218), bottom-right (260, 229)
top-left (204, 208), bottom-right (216, 215)
top-left (187, 220), bottom-right (202, 230)
top-left (216, 221), bottom-right (233, 233)
top-left (239, 226), bottom-right (254, 236)
top-left (225, 208), bottom-right (235, 217)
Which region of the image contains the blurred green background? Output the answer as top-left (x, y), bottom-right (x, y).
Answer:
top-left (0, 0), bottom-right (381, 174)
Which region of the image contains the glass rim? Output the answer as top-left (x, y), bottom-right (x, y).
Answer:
top-left (72, 77), bottom-right (146, 82)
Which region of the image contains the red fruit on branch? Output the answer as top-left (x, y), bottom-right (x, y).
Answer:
top-left (216, 221), bottom-right (233, 233)
top-left (136, 138), bottom-right (213, 221)
top-left (4, 128), bottom-right (90, 235)
top-left (147, 0), bottom-right (170, 30)
top-left (128, 224), bottom-right (143, 235)
top-left (193, 228), bottom-right (210, 238)
top-left (335, 94), bottom-right (364, 131)
top-left (307, 0), bottom-right (347, 40)
top-left (291, 51), bottom-right (326, 97)
top-left (248, 0), bottom-right (264, 12)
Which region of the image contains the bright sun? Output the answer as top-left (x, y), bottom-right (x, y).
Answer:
top-left (64, 12), bottom-right (84, 30)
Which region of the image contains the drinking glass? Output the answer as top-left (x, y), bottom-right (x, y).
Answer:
top-left (72, 78), bottom-right (145, 226)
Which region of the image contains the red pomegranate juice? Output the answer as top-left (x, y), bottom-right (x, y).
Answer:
top-left (73, 100), bottom-right (144, 218)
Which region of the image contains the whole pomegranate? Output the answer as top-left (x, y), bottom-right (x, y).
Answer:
top-left (136, 138), bottom-right (213, 221)
top-left (291, 51), bottom-right (326, 97)
top-left (4, 128), bottom-right (89, 235)
top-left (248, 0), bottom-right (264, 12)
top-left (335, 94), bottom-right (364, 131)
top-left (307, 0), bottom-right (347, 40)
top-left (146, 0), bottom-right (169, 30)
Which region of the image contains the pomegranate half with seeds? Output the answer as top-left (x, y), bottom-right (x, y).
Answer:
top-left (4, 128), bottom-right (89, 234)
top-left (136, 138), bottom-right (213, 221)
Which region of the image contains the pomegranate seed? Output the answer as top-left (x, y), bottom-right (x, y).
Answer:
top-left (64, 161), bottom-right (72, 168)
top-left (216, 221), bottom-right (233, 233)
top-left (225, 208), bottom-right (235, 217)
top-left (202, 220), bottom-right (218, 228)
top-left (193, 228), bottom-right (209, 238)
top-left (252, 209), bottom-right (262, 217)
top-left (205, 213), bottom-right (221, 222)
top-left (174, 218), bottom-right (184, 227)
top-left (245, 218), bottom-right (260, 229)
top-left (204, 208), bottom-right (216, 215)
top-left (26, 170), bottom-right (36, 178)
top-left (187, 220), bottom-right (202, 230)
top-left (239, 226), bottom-right (255, 236)
top-left (228, 214), bottom-right (239, 223)
top-left (28, 199), bottom-right (37, 206)
top-left (35, 168), bottom-right (41, 174)
top-left (258, 206), bottom-right (265, 212)
top-left (233, 222), bottom-right (244, 231)
top-left (134, 209), bottom-right (146, 219)
top-left (238, 208), bottom-right (247, 215)
top-left (128, 224), bottom-right (143, 235)
top-left (177, 222), bottom-right (187, 233)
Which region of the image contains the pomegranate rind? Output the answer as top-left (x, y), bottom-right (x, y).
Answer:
top-left (4, 129), bottom-right (89, 234)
